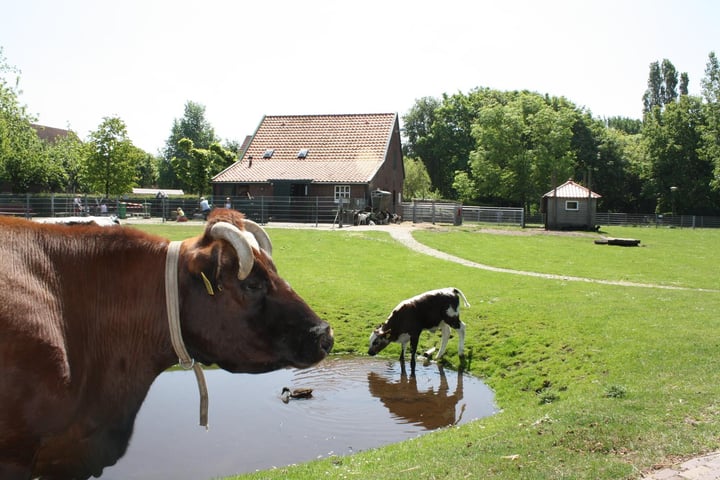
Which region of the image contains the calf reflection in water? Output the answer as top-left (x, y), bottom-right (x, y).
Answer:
top-left (367, 364), bottom-right (465, 430)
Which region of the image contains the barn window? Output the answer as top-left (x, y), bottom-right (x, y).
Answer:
top-left (335, 185), bottom-right (351, 201)
top-left (565, 200), bottom-right (579, 211)
top-left (297, 149), bottom-right (309, 159)
top-left (262, 149), bottom-right (274, 159)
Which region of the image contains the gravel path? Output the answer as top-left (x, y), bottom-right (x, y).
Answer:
top-left (387, 227), bottom-right (718, 293)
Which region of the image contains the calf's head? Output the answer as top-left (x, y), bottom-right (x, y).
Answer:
top-left (368, 325), bottom-right (393, 356)
top-left (180, 210), bottom-right (333, 373)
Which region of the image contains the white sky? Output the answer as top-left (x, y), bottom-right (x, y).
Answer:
top-left (2, 0), bottom-right (718, 154)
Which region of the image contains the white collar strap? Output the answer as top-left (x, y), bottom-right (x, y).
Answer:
top-left (165, 240), bottom-right (209, 428)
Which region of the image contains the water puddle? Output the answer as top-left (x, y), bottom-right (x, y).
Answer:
top-left (100, 355), bottom-right (496, 479)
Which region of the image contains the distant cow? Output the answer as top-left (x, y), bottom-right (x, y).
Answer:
top-left (0, 209), bottom-right (333, 479)
top-left (368, 287), bottom-right (470, 376)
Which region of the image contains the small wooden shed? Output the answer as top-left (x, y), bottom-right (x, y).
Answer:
top-left (542, 180), bottom-right (601, 230)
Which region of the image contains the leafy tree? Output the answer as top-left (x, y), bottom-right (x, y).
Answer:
top-left (0, 46), bottom-right (44, 192)
top-left (592, 126), bottom-right (638, 212)
top-left (465, 96), bottom-right (527, 205)
top-left (136, 152), bottom-right (160, 188)
top-left (403, 156), bottom-right (437, 200)
top-left (84, 116), bottom-right (143, 197)
top-left (402, 96), bottom-right (440, 159)
top-left (642, 61), bottom-right (664, 114)
top-left (161, 101), bottom-right (218, 189)
top-left (451, 170), bottom-right (478, 204)
top-left (42, 131), bottom-right (84, 192)
top-left (680, 72), bottom-right (689, 96)
top-left (644, 95), bottom-right (717, 214)
top-left (173, 138), bottom-right (234, 197)
top-left (643, 59), bottom-right (684, 114)
top-left (700, 51), bottom-right (720, 191)
top-left (661, 59), bottom-right (678, 105)
top-left (461, 91), bottom-right (577, 211)
top-left (606, 116), bottom-right (642, 135)
top-left (402, 93), bottom-right (477, 198)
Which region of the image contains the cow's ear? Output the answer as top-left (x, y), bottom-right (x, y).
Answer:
top-left (381, 328), bottom-right (391, 337)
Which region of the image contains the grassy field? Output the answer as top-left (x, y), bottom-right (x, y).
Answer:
top-left (134, 222), bottom-right (720, 479)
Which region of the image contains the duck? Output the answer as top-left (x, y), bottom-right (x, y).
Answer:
top-left (280, 387), bottom-right (314, 403)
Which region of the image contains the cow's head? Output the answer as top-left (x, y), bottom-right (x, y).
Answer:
top-left (368, 324), bottom-right (392, 356)
top-left (180, 209), bottom-right (333, 373)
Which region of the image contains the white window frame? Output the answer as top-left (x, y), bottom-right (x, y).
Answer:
top-left (335, 185), bottom-right (351, 203)
top-left (565, 200), bottom-right (579, 211)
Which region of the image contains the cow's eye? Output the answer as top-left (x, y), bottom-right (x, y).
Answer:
top-left (243, 280), bottom-right (264, 292)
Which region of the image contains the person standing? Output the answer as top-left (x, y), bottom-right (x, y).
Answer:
top-left (200, 197), bottom-right (211, 220)
top-left (224, 197), bottom-right (232, 209)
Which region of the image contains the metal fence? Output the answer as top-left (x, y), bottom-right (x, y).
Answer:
top-left (595, 212), bottom-right (720, 228)
top-left (401, 201), bottom-right (525, 227)
top-left (2, 193), bottom-right (720, 228)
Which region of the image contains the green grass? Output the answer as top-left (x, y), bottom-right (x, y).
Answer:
top-left (414, 225), bottom-right (720, 290)
top-left (132, 223), bottom-right (720, 479)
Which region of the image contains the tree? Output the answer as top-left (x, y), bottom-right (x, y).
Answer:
top-left (606, 116), bottom-right (642, 135)
top-left (402, 96), bottom-right (440, 158)
top-left (161, 101), bottom-right (218, 189)
top-left (173, 138), bottom-right (234, 197)
top-left (644, 95), bottom-right (718, 214)
top-left (642, 61), bottom-right (664, 114)
top-left (0, 46), bottom-right (45, 192)
top-left (661, 59), bottom-right (678, 105)
top-left (136, 152), bottom-right (160, 188)
top-left (700, 51), bottom-right (720, 191)
top-left (403, 156), bottom-right (437, 200)
top-left (84, 116), bottom-right (143, 198)
top-left (402, 93), bottom-right (477, 198)
top-left (680, 72), bottom-right (689, 96)
top-left (642, 59), bottom-right (686, 115)
top-left (42, 132), bottom-right (84, 193)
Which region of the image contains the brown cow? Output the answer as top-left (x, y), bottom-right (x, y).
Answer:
top-left (0, 209), bottom-right (333, 479)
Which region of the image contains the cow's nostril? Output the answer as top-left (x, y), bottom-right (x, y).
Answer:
top-left (322, 326), bottom-right (334, 353)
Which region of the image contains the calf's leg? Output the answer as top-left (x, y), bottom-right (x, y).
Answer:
top-left (457, 321), bottom-right (466, 357)
top-left (409, 336), bottom-right (420, 376)
top-left (436, 322), bottom-right (451, 359)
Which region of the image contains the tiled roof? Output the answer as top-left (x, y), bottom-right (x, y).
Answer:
top-left (544, 180), bottom-right (601, 198)
top-left (31, 124), bottom-right (72, 143)
top-left (214, 113), bottom-right (398, 183)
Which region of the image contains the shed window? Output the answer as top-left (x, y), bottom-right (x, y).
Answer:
top-left (262, 149), bottom-right (274, 159)
top-left (297, 149), bottom-right (309, 159)
top-left (565, 200), bottom-right (579, 211)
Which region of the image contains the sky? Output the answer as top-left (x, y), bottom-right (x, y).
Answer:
top-left (1, 0), bottom-right (718, 154)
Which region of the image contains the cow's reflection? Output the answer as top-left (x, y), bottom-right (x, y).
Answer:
top-left (367, 364), bottom-right (465, 430)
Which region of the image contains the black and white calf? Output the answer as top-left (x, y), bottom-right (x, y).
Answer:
top-left (368, 287), bottom-right (470, 376)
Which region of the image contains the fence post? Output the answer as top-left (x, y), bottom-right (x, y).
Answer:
top-left (260, 196), bottom-right (265, 224)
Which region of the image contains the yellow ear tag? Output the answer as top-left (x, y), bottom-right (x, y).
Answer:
top-left (200, 272), bottom-right (215, 296)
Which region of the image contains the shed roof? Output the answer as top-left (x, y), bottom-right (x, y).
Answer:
top-left (213, 113), bottom-right (398, 184)
top-left (543, 180), bottom-right (601, 199)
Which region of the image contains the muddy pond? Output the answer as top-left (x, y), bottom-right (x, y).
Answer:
top-left (100, 355), bottom-right (496, 480)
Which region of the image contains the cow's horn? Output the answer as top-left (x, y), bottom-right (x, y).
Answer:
top-left (210, 222), bottom-right (255, 280)
top-left (241, 219), bottom-right (273, 255)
